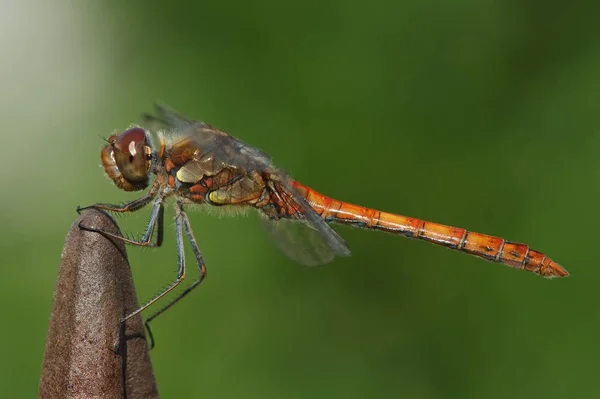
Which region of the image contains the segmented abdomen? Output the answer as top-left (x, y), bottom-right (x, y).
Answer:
top-left (291, 181), bottom-right (567, 278)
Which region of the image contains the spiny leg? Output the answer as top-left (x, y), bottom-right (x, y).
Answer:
top-left (143, 205), bottom-right (207, 347)
top-left (79, 196), bottom-right (165, 248)
top-left (76, 181), bottom-right (160, 214)
top-left (122, 202), bottom-right (188, 324)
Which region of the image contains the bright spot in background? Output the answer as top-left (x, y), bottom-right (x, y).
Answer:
top-left (0, 1), bottom-right (113, 233)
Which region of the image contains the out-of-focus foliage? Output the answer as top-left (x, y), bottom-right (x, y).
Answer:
top-left (0, 1), bottom-right (596, 397)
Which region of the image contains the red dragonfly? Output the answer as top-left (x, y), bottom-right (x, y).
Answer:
top-left (78, 104), bottom-right (568, 328)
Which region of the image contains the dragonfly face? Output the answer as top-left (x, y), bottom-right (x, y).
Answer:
top-left (101, 127), bottom-right (153, 192)
top-left (77, 104), bottom-right (566, 345)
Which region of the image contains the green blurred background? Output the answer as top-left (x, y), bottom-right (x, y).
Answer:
top-left (1, 1), bottom-right (597, 397)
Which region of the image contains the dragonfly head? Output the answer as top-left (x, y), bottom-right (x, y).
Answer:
top-left (101, 127), bottom-right (152, 191)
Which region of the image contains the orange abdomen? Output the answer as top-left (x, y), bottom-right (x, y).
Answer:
top-left (291, 181), bottom-right (567, 278)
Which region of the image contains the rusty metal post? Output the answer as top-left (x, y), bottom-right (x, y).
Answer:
top-left (39, 209), bottom-right (159, 398)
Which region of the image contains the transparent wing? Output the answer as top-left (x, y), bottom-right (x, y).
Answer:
top-left (143, 103), bottom-right (274, 174)
top-left (142, 103), bottom-right (202, 131)
top-left (262, 217), bottom-right (338, 266)
top-left (262, 175), bottom-right (351, 266)
top-left (278, 174), bottom-right (351, 257)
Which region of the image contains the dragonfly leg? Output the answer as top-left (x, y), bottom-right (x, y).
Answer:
top-left (143, 202), bottom-right (208, 349)
top-left (76, 180), bottom-right (160, 214)
top-left (122, 201), bottom-right (188, 327)
top-left (78, 196), bottom-right (165, 248)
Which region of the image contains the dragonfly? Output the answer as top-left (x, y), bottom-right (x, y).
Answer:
top-left (78, 104), bottom-right (568, 333)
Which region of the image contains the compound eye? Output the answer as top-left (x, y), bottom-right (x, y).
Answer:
top-left (113, 128), bottom-right (150, 181)
top-left (101, 127), bottom-right (152, 191)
